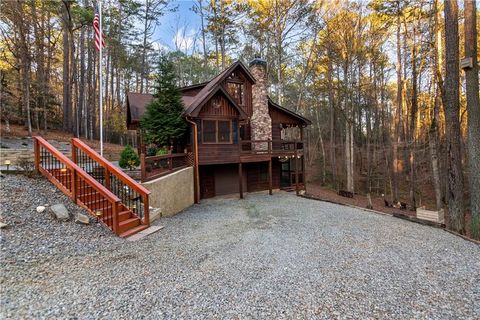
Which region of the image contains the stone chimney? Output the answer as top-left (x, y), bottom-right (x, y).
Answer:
top-left (249, 56), bottom-right (272, 150)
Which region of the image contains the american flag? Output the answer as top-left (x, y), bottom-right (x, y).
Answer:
top-left (93, 3), bottom-right (105, 51)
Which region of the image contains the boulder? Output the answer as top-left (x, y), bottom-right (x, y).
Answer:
top-left (50, 204), bottom-right (70, 221)
top-left (0, 222), bottom-right (8, 229)
top-left (36, 206), bottom-right (46, 213)
top-left (75, 213), bottom-right (90, 225)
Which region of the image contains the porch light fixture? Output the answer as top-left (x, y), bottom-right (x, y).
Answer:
top-left (95, 210), bottom-right (102, 223)
top-left (4, 160), bottom-right (11, 171)
top-left (60, 168), bottom-right (67, 173)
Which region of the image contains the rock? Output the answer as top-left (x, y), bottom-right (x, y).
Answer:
top-left (0, 222), bottom-right (8, 229)
top-left (50, 204), bottom-right (70, 221)
top-left (75, 213), bottom-right (90, 225)
top-left (36, 206), bottom-right (46, 213)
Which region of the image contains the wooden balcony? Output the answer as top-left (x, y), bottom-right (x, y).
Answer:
top-left (239, 139), bottom-right (304, 163)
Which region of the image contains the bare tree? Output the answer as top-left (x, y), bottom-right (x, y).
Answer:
top-left (443, 0), bottom-right (464, 233)
top-left (464, 0), bottom-right (480, 238)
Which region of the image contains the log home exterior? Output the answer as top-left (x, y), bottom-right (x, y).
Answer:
top-left (127, 58), bottom-right (311, 201)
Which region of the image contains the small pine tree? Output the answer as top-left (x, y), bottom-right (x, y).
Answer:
top-left (140, 54), bottom-right (187, 146)
top-left (119, 145), bottom-right (140, 170)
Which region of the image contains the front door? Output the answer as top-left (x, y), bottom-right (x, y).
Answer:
top-left (280, 160), bottom-right (292, 188)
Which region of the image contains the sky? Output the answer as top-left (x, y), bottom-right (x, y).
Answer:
top-left (152, 0), bottom-right (201, 52)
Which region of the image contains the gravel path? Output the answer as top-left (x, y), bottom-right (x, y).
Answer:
top-left (1, 175), bottom-right (479, 319)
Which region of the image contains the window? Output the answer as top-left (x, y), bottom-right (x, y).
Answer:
top-left (202, 120), bottom-right (232, 144)
top-left (203, 120), bottom-right (216, 143)
top-left (218, 121), bottom-right (231, 142)
top-left (227, 82), bottom-right (244, 105)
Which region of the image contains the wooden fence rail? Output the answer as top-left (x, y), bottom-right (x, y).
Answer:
top-left (141, 153), bottom-right (188, 182)
top-left (238, 139), bottom-right (303, 154)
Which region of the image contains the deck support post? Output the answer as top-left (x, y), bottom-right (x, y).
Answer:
top-left (34, 137), bottom-right (40, 173)
top-left (295, 143), bottom-right (299, 196)
top-left (239, 162), bottom-right (243, 199)
top-left (268, 159), bottom-right (272, 195)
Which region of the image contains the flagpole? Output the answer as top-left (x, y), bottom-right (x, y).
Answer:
top-left (99, 0), bottom-right (103, 156)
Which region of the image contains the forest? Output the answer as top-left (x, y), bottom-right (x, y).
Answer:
top-left (0, 0), bottom-right (479, 237)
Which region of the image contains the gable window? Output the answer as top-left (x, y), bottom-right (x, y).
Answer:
top-left (227, 82), bottom-right (244, 105)
top-left (202, 120), bottom-right (232, 144)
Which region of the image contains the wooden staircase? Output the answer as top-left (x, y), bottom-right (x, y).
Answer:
top-left (34, 137), bottom-right (150, 237)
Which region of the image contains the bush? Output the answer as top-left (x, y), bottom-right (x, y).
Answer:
top-left (17, 156), bottom-right (36, 177)
top-left (146, 146), bottom-right (158, 156)
top-left (156, 148), bottom-right (168, 156)
top-left (119, 145), bottom-right (139, 170)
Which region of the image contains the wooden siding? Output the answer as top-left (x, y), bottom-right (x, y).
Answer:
top-left (269, 106), bottom-right (303, 125)
top-left (198, 144), bottom-right (240, 165)
top-left (198, 92), bottom-right (239, 118)
top-left (271, 123), bottom-right (282, 150)
top-left (242, 81), bottom-right (253, 117)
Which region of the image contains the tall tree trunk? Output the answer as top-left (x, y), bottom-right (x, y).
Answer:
top-left (393, 12), bottom-right (402, 203)
top-left (79, 23), bottom-right (86, 138)
top-left (429, 94), bottom-right (443, 210)
top-left (13, 1), bottom-right (32, 136)
top-left (140, 0), bottom-right (150, 93)
top-left (464, 0), bottom-right (480, 238)
top-left (443, 0), bottom-right (465, 233)
top-left (62, 1), bottom-right (71, 132)
top-left (409, 26), bottom-right (418, 209)
top-left (198, 0), bottom-right (208, 73)
top-left (429, 0), bottom-right (443, 211)
top-left (327, 52), bottom-right (336, 189)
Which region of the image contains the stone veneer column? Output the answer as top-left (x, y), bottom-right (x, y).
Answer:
top-left (249, 57), bottom-right (272, 151)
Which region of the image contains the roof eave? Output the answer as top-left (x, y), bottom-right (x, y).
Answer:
top-left (268, 97), bottom-right (312, 126)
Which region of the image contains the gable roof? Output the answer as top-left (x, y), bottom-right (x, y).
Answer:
top-left (126, 92), bottom-right (154, 128)
top-left (126, 60), bottom-right (310, 128)
top-left (268, 97), bottom-right (312, 126)
top-left (187, 85), bottom-right (248, 119)
top-left (183, 60), bottom-right (256, 116)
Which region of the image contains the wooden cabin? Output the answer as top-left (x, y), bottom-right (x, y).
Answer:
top-left (126, 58), bottom-right (311, 201)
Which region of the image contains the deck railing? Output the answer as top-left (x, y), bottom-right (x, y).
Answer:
top-left (71, 138), bottom-right (151, 225)
top-left (34, 136), bottom-right (122, 234)
top-left (141, 153), bottom-right (188, 182)
top-left (239, 139), bottom-right (303, 154)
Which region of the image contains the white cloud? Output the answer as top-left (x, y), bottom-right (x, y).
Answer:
top-left (172, 28), bottom-right (196, 52)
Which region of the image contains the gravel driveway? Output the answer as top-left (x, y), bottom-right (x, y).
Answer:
top-left (1, 175), bottom-right (479, 319)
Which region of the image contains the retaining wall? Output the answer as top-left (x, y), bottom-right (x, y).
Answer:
top-left (141, 166), bottom-right (194, 221)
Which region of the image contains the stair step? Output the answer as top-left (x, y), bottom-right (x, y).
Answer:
top-left (118, 210), bottom-right (132, 222)
top-left (118, 217), bottom-right (141, 234)
top-left (119, 224), bottom-right (149, 238)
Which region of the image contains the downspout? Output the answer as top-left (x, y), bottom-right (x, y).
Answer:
top-left (186, 117), bottom-right (200, 203)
